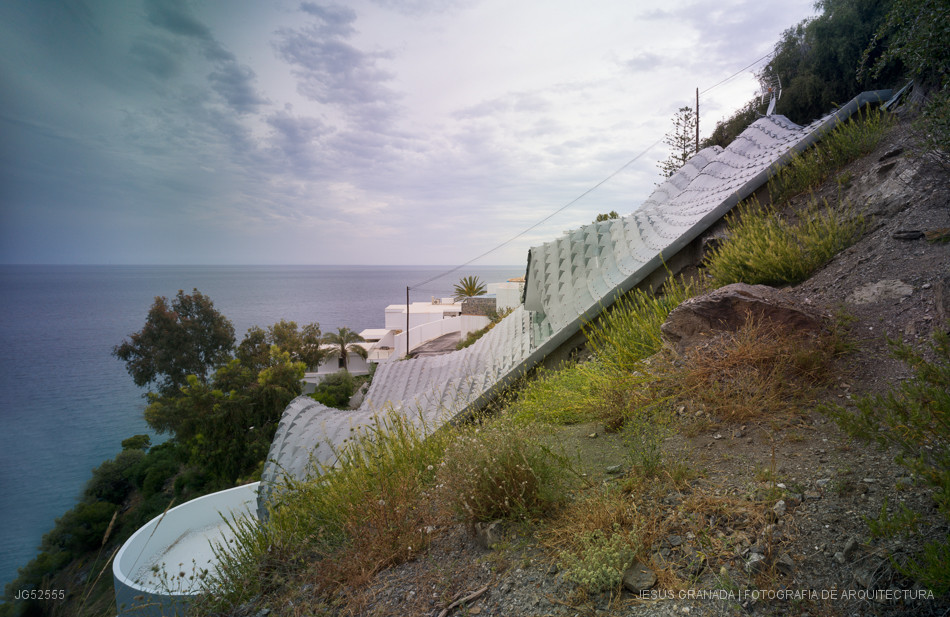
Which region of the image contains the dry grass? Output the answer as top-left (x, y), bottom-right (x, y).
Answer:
top-left (655, 316), bottom-right (838, 423)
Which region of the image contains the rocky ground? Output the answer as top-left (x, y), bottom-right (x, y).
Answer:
top-left (279, 117), bottom-right (949, 617)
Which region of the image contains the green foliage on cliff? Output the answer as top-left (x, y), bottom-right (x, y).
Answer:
top-left (310, 369), bottom-right (356, 408)
top-left (2, 293), bottom-right (309, 617)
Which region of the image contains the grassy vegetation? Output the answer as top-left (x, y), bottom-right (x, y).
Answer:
top-left (704, 199), bottom-right (867, 287)
top-left (768, 107), bottom-right (893, 204)
top-left (456, 307), bottom-right (514, 350)
top-left (824, 325), bottom-right (950, 594)
top-left (700, 109), bottom-right (894, 290)
top-left (190, 254), bottom-right (858, 615)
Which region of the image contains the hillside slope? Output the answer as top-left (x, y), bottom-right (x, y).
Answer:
top-left (264, 116), bottom-right (949, 617)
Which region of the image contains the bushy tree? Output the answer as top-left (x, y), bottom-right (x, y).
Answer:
top-left (760, 0), bottom-right (897, 124)
top-left (238, 320), bottom-right (325, 371)
top-left (310, 370), bottom-right (357, 409)
top-left (861, 0), bottom-right (950, 154)
top-left (113, 289), bottom-right (235, 397)
top-left (702, 98), bottom-right (768, 149)
top-left (658, 106), bottom-right (697, 178)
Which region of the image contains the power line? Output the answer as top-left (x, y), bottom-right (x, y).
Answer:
top-left (411, 50), bottom-right (777, 290)
top-left (700, 52), bottom-right (773, 95)
top-left (410, 137), bottom-right (663, 289)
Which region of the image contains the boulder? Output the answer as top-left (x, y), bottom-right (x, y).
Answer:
top-left (661, 283), bottom-right (824, 353)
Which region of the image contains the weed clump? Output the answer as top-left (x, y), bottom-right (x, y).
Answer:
top-left (768, 106), bottom-right (893, 203)
top-left (560, 524), bottom-right (639, 593)
top-left (585, 278), bottom-right (693, 373)
top-left (704, 199), bottom-right (866, 287)
top-left (544, 489), bottom-right (645, 595)
top-left (658, 317), bottom-right (839, 422)
top-left (438, 419), bottom-right (567, 523)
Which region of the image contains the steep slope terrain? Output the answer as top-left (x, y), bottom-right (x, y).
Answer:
top-left (287, 117), bottom-right (949, 617)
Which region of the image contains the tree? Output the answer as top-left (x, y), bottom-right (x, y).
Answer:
top-left (594, 211), bottom-right (620, 223)
top-left (237, 321), bottom-right (325, 372)
top-left (861, 0), bottom-right (950, 154)
top-left (113, 289), bottom-right (235, 398)
top-left (658, 106), bottom-right (697, 178)
top-left (453, 275), bottom-right (487, 300)
top-left (322, 327), bottom-right (367, 372)
top-left (760, 0), bottom-right (897, 124)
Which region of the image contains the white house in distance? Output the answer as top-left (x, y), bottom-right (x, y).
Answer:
top-left (300, 278), bottom-right (525, 391)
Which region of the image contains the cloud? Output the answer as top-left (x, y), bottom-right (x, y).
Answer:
top-left (275, 27), bottom-right (397, 112)
top-left (129, 35), bottom-right (186, 79)
top-left (208, 62), bottom-right (268, 113)
top-left (143, 0), bottom-right (266, 113)
top-left (622, 51), bottom-right (665, 73)
top-left (144, 0), bottom-right (212, 40)
top-left (299, 2), bottom-right (357, 35)
top-left (367, 0), bottom-right (476, 17)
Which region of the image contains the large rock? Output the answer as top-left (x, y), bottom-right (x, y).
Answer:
top-left (661, 283), bottom-right (824, 353)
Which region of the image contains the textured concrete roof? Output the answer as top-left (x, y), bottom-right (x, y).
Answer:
top-left (258, 92), bottom-right (891, 517)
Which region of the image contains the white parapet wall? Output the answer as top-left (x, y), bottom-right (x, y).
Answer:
top-left (393, 314), bottom-right (475, 358)
top-left (113, 482), bottom-right (259, 617)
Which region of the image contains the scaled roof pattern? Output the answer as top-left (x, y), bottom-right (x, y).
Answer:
top-left (259, 92), bottom-right (890, 516)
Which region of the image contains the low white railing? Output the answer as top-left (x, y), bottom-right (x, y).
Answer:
top-left (393, 315), bottom-right (463, 358)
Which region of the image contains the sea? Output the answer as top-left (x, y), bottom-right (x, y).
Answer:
top-left (0, 264), bottom-right (522, 591)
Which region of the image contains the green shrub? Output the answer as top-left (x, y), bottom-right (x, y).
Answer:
top-left (768, 106), bottom-right (892, 203)
top-left (310, 370), bottom-right (356, 409)
top-left (560, 524), bottom-right (639, 593)
top-left (508, 363), bottom-right (601, 425)
top-left (704, 199), bottom-right (866, 287)
top-left (84, 449), bottom-right (145, 504)
top-left (584, 278), bottom-right (693, 373)
top-left (438, 419), bottom-right (567, 523)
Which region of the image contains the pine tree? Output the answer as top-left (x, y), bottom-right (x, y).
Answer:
top-left (658, 106), bottom-right (697, 178)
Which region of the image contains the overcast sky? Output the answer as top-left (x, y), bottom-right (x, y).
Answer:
top-left (0, 0), bottom-right (818, 266)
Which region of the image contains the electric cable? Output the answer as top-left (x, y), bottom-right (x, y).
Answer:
top-left (410, 50), bottom-right (777, 290)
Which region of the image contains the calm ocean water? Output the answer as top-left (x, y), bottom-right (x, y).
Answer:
top-left (0, 264), bottom-right (520, 590)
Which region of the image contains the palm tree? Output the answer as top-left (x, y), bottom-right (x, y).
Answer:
top-left (453, 275), bottom-right (487, 301)
top-left (322, 327), bottom-right (367, 372)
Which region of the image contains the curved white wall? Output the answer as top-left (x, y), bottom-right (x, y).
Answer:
top-left (113, 482), bottom-right (259, 616)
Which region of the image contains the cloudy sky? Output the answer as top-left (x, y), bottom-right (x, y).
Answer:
top-left (0, 0), bottom-right (818, 266)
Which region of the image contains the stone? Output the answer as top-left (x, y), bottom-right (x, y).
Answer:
top-left (848, 279), bottom-right (913, 305)
top-left (854, 567), bottom-right (875, 589)
top-left (842, 537), bottom-right (859, 560)
top-left (745, 552), bottom-right (767, 574)
top-left (775, 553), bottom-right (795, 575)
top-left (667, 534), bottom-right (684, 547)
top-left (474, 520), bottom-right (505, 549)
top-left (804, 491), bottom-right (822, 500)
top-left (622, 562), bottom-right (657, 592)
top-left (606, 464), bottom-right (623, 474)
top-left (772, 500), bottom-right (787, 518)
top-left (660, 283), bottom-right (824, 353)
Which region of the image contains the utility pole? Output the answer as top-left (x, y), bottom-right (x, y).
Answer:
top-left (406, 286), bottom-right (410, 357)
top-left (695, 87), bottom-right (700, 154)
